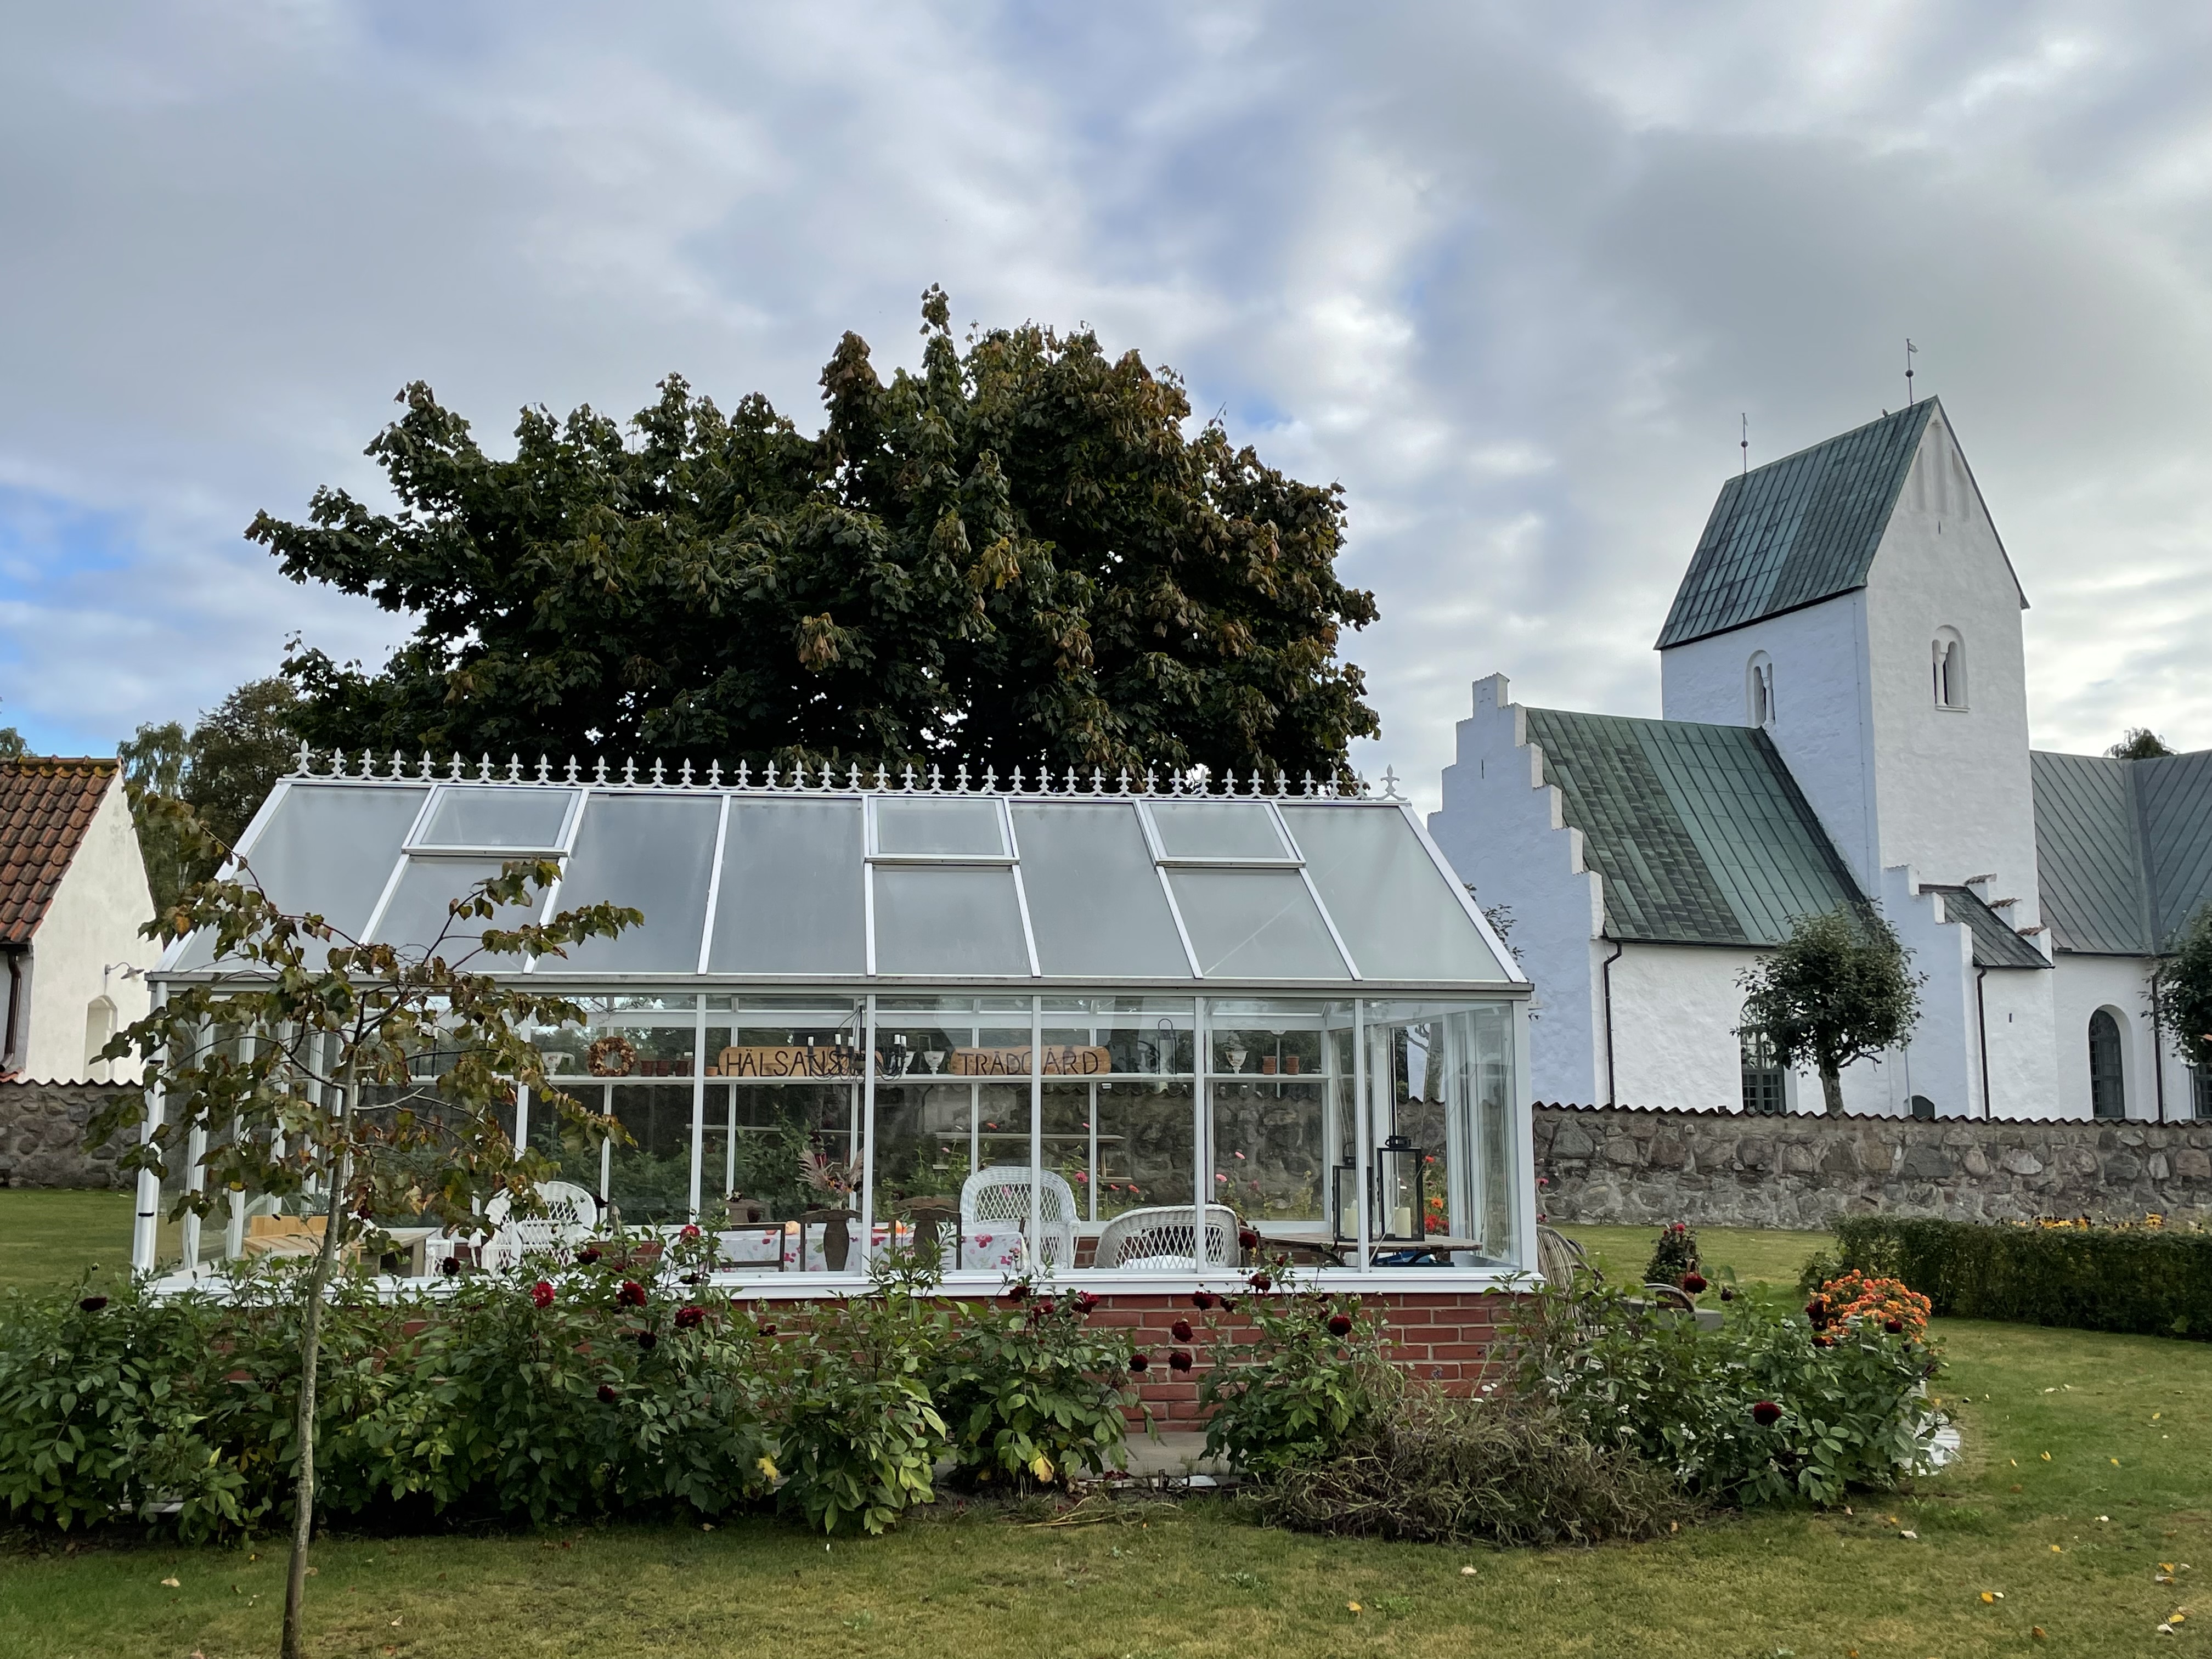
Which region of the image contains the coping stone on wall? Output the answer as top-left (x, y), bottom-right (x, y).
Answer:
top-left (0, 1080), bottom-right (132, 1189)
top-left (1533, 1103), bottom-right (2212, 1229)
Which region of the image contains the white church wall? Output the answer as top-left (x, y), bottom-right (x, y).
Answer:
top-left (1659, 592), bottom-right (1881, 891)
top-left (1606, 943), bottom-right (1760, 1110)
top-left (2051, 954), bottom-right (2160, 1120)
top-left (1432, 675), bottom-right (1608, 1105)
top-left (1861, 410), bottom-right (2043, 929)
top-left (1850, 868), bottom-right (1979, 1119)
top-left (1977, 964), bottom-right (2061, 1119)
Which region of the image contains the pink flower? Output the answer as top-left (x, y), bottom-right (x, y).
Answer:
top-left (531, 1280), bottom-right (555, 1309)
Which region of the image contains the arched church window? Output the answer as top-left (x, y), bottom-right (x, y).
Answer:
top-left (1746, 652), bottom-right (1775, 728)
top-left (1932, 628), bottom-right (1967, 709)
top-left (1908, 1094), bottom-right (1936, 1120)
top-left (1740, 1029), bottom-right (1784, 1115)
top-left (83, 996), bottom-right (116, 1083)
top-left (2087, 1008), bottom-right (2126, 1120)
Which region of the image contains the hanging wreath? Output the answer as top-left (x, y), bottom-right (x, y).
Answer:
top-left (586, 1034), bottom-right (638, 1077)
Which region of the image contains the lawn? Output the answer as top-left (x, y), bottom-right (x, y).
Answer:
top-left (0, 1187), bottom-right (133, 1295)
top-left (5, 1206), bottom-right (2206, 1657)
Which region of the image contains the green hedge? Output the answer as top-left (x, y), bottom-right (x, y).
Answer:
top-left (1820, 1216), bottom-right (2212, 1340)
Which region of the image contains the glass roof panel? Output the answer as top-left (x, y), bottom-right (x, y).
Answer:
top-left (873, 797), bottom-right (1008, 857)
top-left (1145, 799), bottom-right (1291, 861)
top-left (543, 794), bottom-right (721, 973)
top-left (708, 799), bottom-right (865, 974)
top-left (1280, 804), bottom-right (1511, 983)
top-left (370, 856), bottom-right (538, 961)
top-left (872, 866), bottom-right (1031, 975)
top-left (1009, 802), bottom-right (1189, 976)
top-left (1166, 868), bottom-right (1347, 978)
top-left (173, 783), bottom-right (427, 969)
top-left (415, 786), bottom-right (574, 849)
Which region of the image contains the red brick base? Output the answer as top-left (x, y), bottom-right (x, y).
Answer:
top-left (1085, 1288), bottom-right (1527, 1425)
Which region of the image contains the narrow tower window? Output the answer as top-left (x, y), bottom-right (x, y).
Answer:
top-left (1746, 652), bottom-right (1775, 728)
top-left (1932, 629), bottom-right (1967, 709)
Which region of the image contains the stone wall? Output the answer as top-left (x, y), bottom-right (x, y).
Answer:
top-left (1535, 1105), bottom-right (2212, 1229)
top-left (0, 1080), bottom-right (131, 1188)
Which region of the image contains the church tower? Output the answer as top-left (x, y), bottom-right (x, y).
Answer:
top-left (1654, 399), bottom-right (2041, 930)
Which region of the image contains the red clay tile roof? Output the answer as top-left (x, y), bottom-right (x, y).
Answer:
top-left (0, 758), bottom-right (119, 946)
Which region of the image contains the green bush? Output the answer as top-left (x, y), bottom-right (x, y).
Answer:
top-left (1644, 1220), bottom-right (1700, 1285)
top-left (1516, 1282), bottom-right (1942, 1506)
top-left (930, 1284), bottom-right (1133, 1489)
top-left (1252, 1389), bottom-right (1690, 1546)
top-left (1817, 1215), bottom-right (2212, 1340)
top-left (1195, 1276), bottom-right (1389, 1474)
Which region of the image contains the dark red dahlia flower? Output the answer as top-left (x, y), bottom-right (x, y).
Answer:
top-left (674, 1305), bottom-right (706, 1330)
top-left (1680, 1272), bottom-right (1708, 1295)
top-left (1812, 1333), bottom-right (1834, 1348)
top-left (1751, 1400), bottom-right (1781, 1426)
top-left (635, 1330), bottom-right (658, 1351)
top-left (617, 1280), bottom-right (647, 1307)
top-left (1191, 1292), bottom-right (1216, 1311)
top-left (1076, 1292), bottom-right (1101, 1314)
top-left (1128, 1351), bottom-right (1149, 1372)
top-left (77, 1295), bottom-right (109, 1312)
top-left (1884, 1317), bottom-right (1904, 1334)
top-left (1006, 1283), bottom-right (1030, 1303)
top-left (758, 1322), bottom-right (777, 1338)
top-left (1171, 1318), bottom-right (1194, 1342)
top-left (597, 1383), bottom-right (618, 1403)
top-left (1327, 1313), bottom-right (1353, 1337)
top-left (577, 1246), bottom-right (602, 1266)
top-left (531, 1280), bottom-right (555, 1309)
top-left (1247, 1273), bottom-right (1272, 1292)
top-left (1237, 1228), bottom-right (1260, 1251)
top-left (1168, 1348), bottom-right (1193, 1373)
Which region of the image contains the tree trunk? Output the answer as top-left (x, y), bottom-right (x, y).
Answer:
top-left (282, 1080), bottom-right (351, 1659)
top-left (1820, 1066), bottom-right (1844, 1116)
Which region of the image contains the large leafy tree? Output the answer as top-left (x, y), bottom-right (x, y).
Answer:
top-left (1737, 907), bottom-right (1925, 1117)
top-left (119, 677), bottom-right (304, 911)
top-left (254, 288), bottom-right (1379, 782)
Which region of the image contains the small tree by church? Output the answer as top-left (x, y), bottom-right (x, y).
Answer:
top-left (1736, 907), bottom-right (1923, 1116)
top-left (2155, 903), bottom-right (2212, 1088)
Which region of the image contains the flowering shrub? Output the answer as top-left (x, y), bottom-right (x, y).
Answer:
top-left (1194, 1267), bottom-right (1389, 1473)
top-left (1515, 1280), bottom-right (1942, 1506)
top-left (928, 1279), bottom-right (1133, 1490)
top-left (1813, 1270), bottom-right (1930, 1336)
top-left (1644, 1221), bottom-right (1700, 1285)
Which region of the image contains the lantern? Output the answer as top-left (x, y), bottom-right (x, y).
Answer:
top-left (1373, 1135), bottom-right (1426, 1241)
top-left (1330, 1159), bottom-right (1361, 1241)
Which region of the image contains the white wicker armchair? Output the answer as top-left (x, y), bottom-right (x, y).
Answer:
top-left (1092, 1203), bottom-right (1243, 1272)
top-left (479, 1180), bottom-right (601, 1270)
top-left (958, 1166), bottom-right (1077, 1273)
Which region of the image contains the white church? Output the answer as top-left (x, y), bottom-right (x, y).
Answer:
top-left (1430, 398), bottom-right (2212, 1122)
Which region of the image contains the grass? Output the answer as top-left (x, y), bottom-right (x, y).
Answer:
top-left (0, 1187), bottom-right (133, 1295)
top-left (1555, 1223), bottom-right (1826, 1294)
top-left (4, 1211), bottom-right (2209, 1655)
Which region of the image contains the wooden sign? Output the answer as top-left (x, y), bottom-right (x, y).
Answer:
top-left (947, 1045), bottom-right (1113, 1077)
top-left (714, 1045), bottom-right (863, 1079)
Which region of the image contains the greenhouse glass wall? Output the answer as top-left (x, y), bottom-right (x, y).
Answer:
top-left (134, 760), bottom-right (1533, 1292)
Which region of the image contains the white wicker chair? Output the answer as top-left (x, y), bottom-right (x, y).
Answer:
top-left (1093, 1203), bottom-right (1242, 1272)
top-left (480, 1180), bottom-right (600, 1270)
top-left (958, 1166), bottom-right (1078, 1274)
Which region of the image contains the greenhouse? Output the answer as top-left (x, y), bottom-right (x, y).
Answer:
top-left (132, 759), bottom-right (1533, 1293)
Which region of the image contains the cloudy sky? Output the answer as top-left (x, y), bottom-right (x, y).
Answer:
top-left (3, 2), bottom-right (2209, 806)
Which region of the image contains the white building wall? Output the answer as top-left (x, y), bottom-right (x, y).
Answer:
top-left (1659, 591), bottom-right (1881, 890)
top-left (21, 778), bottom-right (156, 1082)
top-left (1978, 961), bottom-right (2061, 1119)
top-left (1861, 411), bottom-right (2043, 929)
top-left (1431, 675), bottom-right (1607, 1105)
top-left (1607, 943), bottom-right (1758, 1110)
top-left (2050, 954), bottom-right (2162, 1121)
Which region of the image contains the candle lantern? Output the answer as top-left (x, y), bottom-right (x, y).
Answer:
top-left (1330, 1159), bottom-right (1361, 1242)
top-left (1373, 1135), bottom-right (1426, 1241)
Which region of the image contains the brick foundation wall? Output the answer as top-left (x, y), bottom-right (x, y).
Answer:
top-left (1086, 1288), bottom-right (1522, 1424)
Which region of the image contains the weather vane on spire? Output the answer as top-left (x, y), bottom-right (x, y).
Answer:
top-left (1905, 338), bottom-right (1917, 406)
top-left (1740, 413), bottom-right (1749, 475)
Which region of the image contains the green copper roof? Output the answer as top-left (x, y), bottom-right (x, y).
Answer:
top-left (2034, 748), bottom-right (2212, 955)
top-left (1921, 885), bottom-right (2049, 969)
top-left (1656, 402), bottom-right (1936, 648)
top-left (1522, 708), bottom-right (1864, 946)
